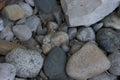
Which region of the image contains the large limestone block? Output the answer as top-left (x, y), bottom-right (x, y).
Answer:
top-left (60, 0), bottom-right (120, 27)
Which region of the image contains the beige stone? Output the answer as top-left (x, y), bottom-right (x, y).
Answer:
top-left (3, 4), bottom-right (24, 21)
top-left (42, 43), bottom-right (52, 54)
top-left (66, 42), bottom-right (111, 80)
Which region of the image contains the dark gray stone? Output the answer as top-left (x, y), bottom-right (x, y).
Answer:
top-left (43, 47), bottom-right (69, 80)
top-left (96, 28), bottom-right (120, 52)
top-left (34, 0), bottom-right (57, 13)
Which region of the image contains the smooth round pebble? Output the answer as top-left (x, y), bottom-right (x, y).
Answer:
top-left (19, 2), bottom-right (33, 17)
top-left (0, 63), bottom-right (16, 80)
top-left (6, 48), bottom-right (44, 78)
top-left (13, 25), bottom-right (32, 41)
top-left (76, 27), bottom-right (95, 42)
top-left (108, 53), bottom-right (120, 76)
top-left (93, 22), bottom-right (103, 32)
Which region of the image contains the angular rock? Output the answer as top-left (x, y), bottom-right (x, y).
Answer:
top-left (2, 4), bottom-right (24, 21)
top-left (13, 25), bottom-right (32, 41)
top-left (76, 27), bottom-right (95, 42)
top-left (51, 32), bottom-right (69, 46)
top-left (19, 2), bottom-right (33, 17)
top-left (60, 0), bottom-right (119, 26)
top-left (96, 28), bottom-right (120, 52)
top-left (89, 72), bottom-right (117, 80)
top-left (0, 63), bottom-right (16, 80)
top-left (44, 47), bottom-right (69, 80)
top-left (6, 48), bottom-right (44, 78)
top-left (66, 42), bottom-right (111, 80)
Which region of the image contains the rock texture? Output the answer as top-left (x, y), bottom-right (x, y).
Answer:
top-left (60, 0), bottom-right (120, 26)
top-left (66, 42), bottom-right (111, 80)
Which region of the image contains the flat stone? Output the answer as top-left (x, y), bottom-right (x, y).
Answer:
top-left (66, 42), bottom-right (111, 80)
top-left (43, 47), bottom-right (69, 80)
top-left (2, 4), bottom-right (24, 21)
top-left (60, 0), bottom-right (119, 26)
top-left (6, 48), bottom-right (44, 78)
top-left (0, 63), bottom-right (16, 80)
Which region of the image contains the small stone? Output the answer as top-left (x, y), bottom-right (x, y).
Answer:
top-left (108, 52), bottom-right (120, 76)
top-left (16, 17), bottom-right (26, 25)
top-left (19, 2), bottom-right (33, 17)
top-left (35, 35), bottom-right (44, 45)
top-left (0, 63), bottom-right (16, 80)
top-left (96, 28), bottom-right (120, 52)
top-left (0, 18), bottom-right (4, 31)
top-left (13, 25), bottom-right (32, 41)
top-left (15, 78), bottom-right (27, 80)
top-left (6, 48), bottom-right (44, 78)
top-left (34, 0), bottom-right (57, 13)
top-left (60, 0), bottom-right (119, 26)
top-left (66, 42), bottom-right (111, 80)
top-left (58, 23), bottom-right (68, 32)
top-left (76, 27), bottom-right (95, 42)
top-left (103, 12), bottom-right (120, 30)
top-left (42, 43), bottom-right (52, 54)
top-left (44, 47), bottom-right (69, 80)
top-left (43, 35), bottom-right (51, 44)
top-left (61, 43), bottom-right (69, 52)
top-left (51, 32), bottom-right (69, 46)
top-left (89, 72), bottom-right (117, 80)
top-left (26, 15), bottom-right (40, 32)
top-left (25, 0), bottom-right (35, 6)
top-left (93, 22), bottom-right (103, 32)
top-left (3, 4), bottom-right (24, 21)
top-left (68, 27), bottom-right (77, 40)
top-left (47, 21), bottom-right (59, 33)
top-left (0, 26), bottom-right (14, 41)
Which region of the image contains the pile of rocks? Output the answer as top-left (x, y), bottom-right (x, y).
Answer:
top-left (0, 0), bottom-right (120, 80)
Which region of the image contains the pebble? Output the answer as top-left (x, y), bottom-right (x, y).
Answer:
top-left (0, 63), bottom-right (16, 80)
top-left (13, 25), bottom-right (32, 41)
top-left (66, 42), bottom-right (111, 80)
top-left (34, 0), bottom-right (57, 13)
top-left (51, 32), bottom-right (69, 46)
top-left (68, 27), bottom-right (77, 40)
top-left (25, 0), bottom-right (35, 6)
top-left (16, 17), bottom-right (26, 25)
top-left (6, 48), bottom-right (44, 78)
top-left (2, 4), bottom-right (24, 21)
top-left (58, 23), bottom-right (68, 33)
top-left (96, 28), bottom-right (120, 52)
top-left (108, 52), bottom-right (120, 76)
top-left (26, 15), bottom-right (40, 32)
top-left (61, 43), bottom-right (70, 52)
top-left (89, 72), bottom-right (117, 80)
top-left (19, 2), bottom-right (33, 17)
top-left (35, 35), bottom-right (44, 45)
top-left (0, 18), bottom-right (4, 31)
top-left (93, 22), bottom-right (103, 32)
top-left (42, 43), bottom-right (52, 55)
top-left (0, 26), bottom-right (14, 41)
top-left (43, 47), bottom-right (69, 80)
top-left (76, 27), bottom-right (95, 42)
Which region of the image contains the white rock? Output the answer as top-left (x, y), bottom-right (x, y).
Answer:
top-left (25, 0), bottom-right (35, 6)
top-left (13, 25), bottom-right (32, 41)
top-left (6, 48), bottom-right (44, 78)
top-left (60, 0), bottom-right (120, 26)
top-left (0, 18), bottom-right (4, 31)
top-left (26, 15), bottom-right (40, 31)
top-left (0, 26), bottom-right (14, 41)
top-left (0, 63), bottom-right (16, 80)
top-left (19, 2), bottom-right (33, 17)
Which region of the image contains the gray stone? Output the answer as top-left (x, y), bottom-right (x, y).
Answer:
top-left (108, 53), bottom-right (120, 76)
top-left (58, 23), bottom-right (68, 33)
top-left (93, 22), bottom-right (103, 32)
top-left (6, 48), bottom-right (44, 78)
top-left (0, 26), bottom-right (14, 41)
top-left (15, 78), bottom-right (27, 80)
top-left (26, 15), bottom-right (40, 32)
top-left (19, 2), bottom-right (33, 17)
top-left (68, 27), bottom-right (77, 40)
top-left (66, 42), bottom-right (111, 80)
top-left (13, 25), bottom-right (32, 41)
top-left (76, 27), bottom-right (95, 42)
top-left (0, 18), bottom-right (4, 31)
top-left (35, 35), bottom-right (44, 45)
top-left (43, 47), bottom-right (69, 80)
top-left (61, 43), bottom-right (70, 52)
top-left (96, 28), bottom-right (120, 52)
top-left (0, 63), bottom-right (16, 80)
top-left (25, 0), bottom-right (35, 6)
top-left (34, 0), bottom-right (57, 13)
top-left (89, 72), bottom-right (117, 80)
top-left (60, 0), bottom-right (119, 26)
